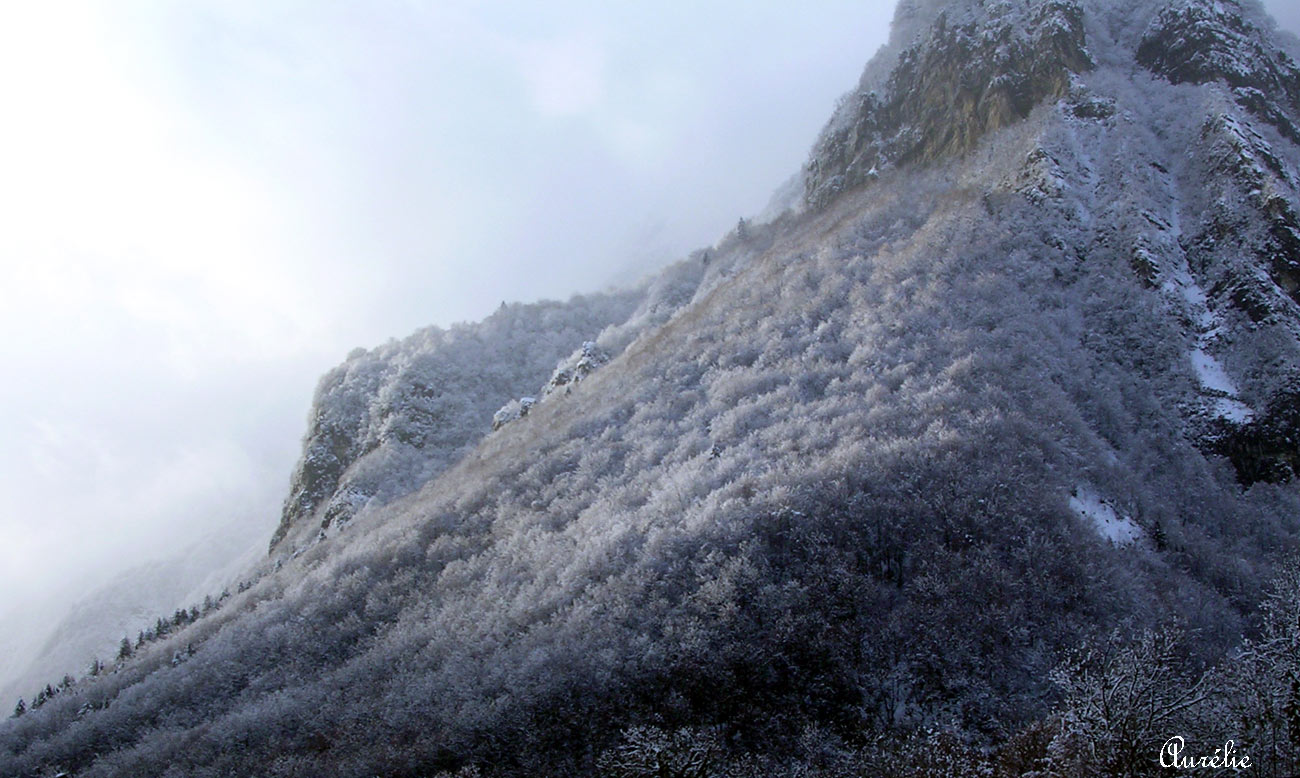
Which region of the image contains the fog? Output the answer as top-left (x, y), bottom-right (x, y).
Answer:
top-left (1, 0), bottom-right (1297, 704)
top-left (0, 0), bottom-right (895, 696)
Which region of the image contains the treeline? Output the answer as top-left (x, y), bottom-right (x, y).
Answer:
top-left (8, 580), bottom-right (256, 722)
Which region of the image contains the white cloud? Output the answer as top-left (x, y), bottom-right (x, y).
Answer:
top-left (517, 33), bottom-right (608, 117)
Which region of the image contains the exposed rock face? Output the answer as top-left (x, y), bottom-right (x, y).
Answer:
top-left (804, 0), bottom-right (1092, 209)
top-left (492, 342), bottom-right (610, 432)
top-left (1212, 389), bottom-right (1300, 484)
top-left (269, 294), bottom-right (641, 552)
top-left (491, 396), bottom-right (536, 431)
top-left (9, 1), bottom-right (1300, 775)
top-left (1138, 0), bottom-right (1300, 142)
top-left (270, 247), bottom-right (737, 554)
top-left (542, 341), bottom-right (609, 399)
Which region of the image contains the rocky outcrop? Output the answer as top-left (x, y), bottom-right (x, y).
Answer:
top-left (269, 294), bottom-right (641, 553)
top-left (804, 0), bottom-right (1092, 209)
top-left (1138, 0), bottom-right (1300, 143)
top-left (492, 342), bottom-right (610, 432)
top-left (491, 396), bottom-right (536, 431)
top-left (1177, 112), bottom-right (1300, 332)
top-left (542, 341), bottom-right (609, 398)
top-left (1210, 388), bottom-right (1300, 484)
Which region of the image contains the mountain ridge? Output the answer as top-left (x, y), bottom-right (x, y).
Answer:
top-left (4, 0), bottom-right (1300, 775)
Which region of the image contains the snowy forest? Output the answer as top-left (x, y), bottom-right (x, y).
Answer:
top-left (5, 0), bottom-right (1300, 775)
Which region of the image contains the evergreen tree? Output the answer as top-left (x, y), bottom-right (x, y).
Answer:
top-left (11, 698), bottom-right (24, 718)
top-left (118, 636), bottom-right (133, 661)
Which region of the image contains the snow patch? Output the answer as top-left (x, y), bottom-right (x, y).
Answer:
top-left (1162, 266), bottom-right (1254, 423)
top-left (543, 342), bottom-right (608, 399)
top-left (492, 396), bottom-right (537, 431)
top-left (1069, 487), bottom-right (1142, 546)
top-left (1213, 396), bottom-right (1256, 423)
top-left (1188, 349), bottom-right (1254, 421)
top-left (1163, 267), bottom-right (1218, 332)
top-left (1190, 348), bottom-right (1237, 395)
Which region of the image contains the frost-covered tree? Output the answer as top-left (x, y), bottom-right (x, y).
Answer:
top-left (2, 0), bottom-right (1300, 775)
top-left (597, 726), bottom-right (724, 778)
top-left (1219, 555), bottom-right (1300, 777)
top-left (1048, 629), bottom-right (1213, 777)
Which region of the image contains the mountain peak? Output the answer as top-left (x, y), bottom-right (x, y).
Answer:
top-left (805, 0), bottom-right (1094, 208)
top-left (804, 0), bottom-right (1300, 211)
top-left (1138, 0), bottom-right (1300, 142)
top-left (5, 2), bottom-right (1300, 775)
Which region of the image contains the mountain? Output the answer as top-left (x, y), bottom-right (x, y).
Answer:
top-left (0, 529), bottom-right (265, 716)
top-left (266, 292), bottom-right (647, 555)
top-left (4, 0), bottom-right (1300, 775)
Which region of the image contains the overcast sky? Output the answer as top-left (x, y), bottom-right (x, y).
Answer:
top-left (1, 0), bottom-right (1298, 686)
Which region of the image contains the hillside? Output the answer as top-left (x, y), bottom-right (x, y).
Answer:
top-left (4, 0), bottom-right (1300, 775)
top-left (0, 529), bottom-right (262, 716)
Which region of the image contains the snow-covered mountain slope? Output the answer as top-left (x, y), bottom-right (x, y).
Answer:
top-left (265, 255), bottom-right (752, 558)
top-left (806, 0), bottom-right (1300, 485)
top-left (0, 526), bottom-right (263, 716)
top-left (4, 0), bottom-right (1300, 775)
top-left (267, 293), bottom-right (642, 555)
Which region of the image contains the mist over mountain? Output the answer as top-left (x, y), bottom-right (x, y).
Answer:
top-left (0, 527), bottom-right (264, 716)
top-left (4, 0), bottom-right (1300, 775)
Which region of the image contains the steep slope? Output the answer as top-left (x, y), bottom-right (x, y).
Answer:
top-left (268, 272), bottom-right (716, 557)
top-left (805, 0), bottom-right (1094, 207)
top-left (4, 0), bottom-right (1300, 776)
top-left (0, 525), bottom-right (265, 716)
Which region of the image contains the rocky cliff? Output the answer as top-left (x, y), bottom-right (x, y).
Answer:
top-left (804, 0), bottom-right (1092, 208)
top-left (268, 294), bottom-right (642, 553)
top-left (5, 1), bottom-right (1300, 776)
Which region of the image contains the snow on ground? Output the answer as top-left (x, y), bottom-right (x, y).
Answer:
top-left (1069, 486), bottom-right (1142, 546)
top-left (1211, 396), bottom-right (1255, 423)
top-left (1190, 347), bottom-right (1237, 395)
top-left (1164, 267), bottom-right (1218, 332)
top-left (1189, 345), bottom-right (1254, 421)
top-left (1161, 265), bottom-right (1255, 422)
